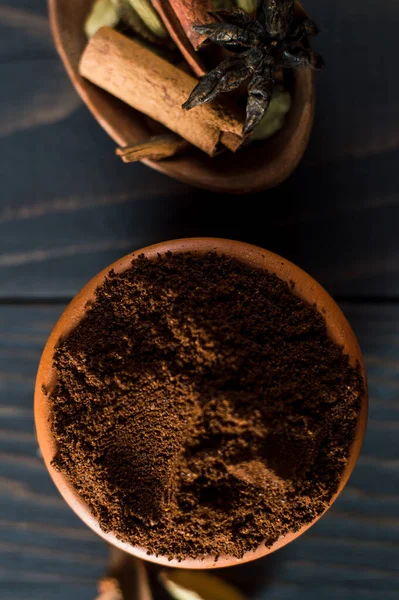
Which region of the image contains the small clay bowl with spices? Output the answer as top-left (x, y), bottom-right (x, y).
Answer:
top-left (49, 0), bottom-right (315, 194)
top-left (35, 238), bottom-right (367, 569)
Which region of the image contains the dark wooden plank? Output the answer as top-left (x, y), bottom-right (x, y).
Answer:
top-left (1, 1), bottom-right (398, 598)
top-left (0, 302), bottom-right (398, 599)
top-left (0, 3), bottom-right (56, 62)
top-left (305, 0), bottom-right (399, 163)
top-left (0, 1), bottom-right (398, 298)
top-left (0, 304), bottom-right (106, 599)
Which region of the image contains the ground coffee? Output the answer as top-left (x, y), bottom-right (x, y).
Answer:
top-left (50, 252), bottom-right (363, 560)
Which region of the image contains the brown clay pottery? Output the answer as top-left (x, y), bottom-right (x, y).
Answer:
top-left (48, 0), bottom-right (315, 194)
top-left (35, 238), bottom-right (368, 568)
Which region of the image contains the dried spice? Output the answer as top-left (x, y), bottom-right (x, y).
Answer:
top-left (116, 0), bottom-right (170, 45)
top-left (95, 578), bottom-right (123, 600)
top-left (85, 0), bottom-right (120, 38)
top-left (150, 0), bottom-right (209, 75)
top-left (183, 0), bottom-right (323, 133)
top-left (126, 0), bottom-right (168, 39)
top-left (236, 0), bottom-right (257, 12)
top-left (50, 252), bottom-right (363, 560)
top-left (82, 0), bottom-right (304, 154)
top-left (85, 0), bottom-right (170, 45)
top-left (251, 84), bottom-right (291, 140)
top-left (80, 28), bottom-right (244, 156)
top-left (116, 134), bottom-right (189, 163)
top-left (159, 570), bottom-right (245, 600)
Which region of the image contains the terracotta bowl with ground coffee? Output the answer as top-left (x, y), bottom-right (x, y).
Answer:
top-left (35, 238), bottom-right (367, 569)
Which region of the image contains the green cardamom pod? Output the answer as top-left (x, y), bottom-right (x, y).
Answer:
top-left (113, 0), bottom-right (162, 44)
top-left (235, 0), bottom-right (258, 12)
top-left (84, 0), bottom-right (120, 38)
top-left (213, 0), bottom-right (234, 9)
top-left (252, 87), bottom-right (292, 141)
top-left (126, 0), bottom-right (168, 39)
top-left (159, 570), bottom-right (246, 600)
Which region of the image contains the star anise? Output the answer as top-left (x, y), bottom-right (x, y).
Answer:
top-left (182, 0), bottom-right (323, 134)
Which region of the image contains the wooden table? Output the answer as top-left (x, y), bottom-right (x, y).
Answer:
top-left (1, 1), bottom-right (398, 599)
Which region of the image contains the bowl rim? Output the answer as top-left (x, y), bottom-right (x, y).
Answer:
top-left (35, 237), bottom-right (368, 569)
top-left (48, 0), bottom-right (316, 194)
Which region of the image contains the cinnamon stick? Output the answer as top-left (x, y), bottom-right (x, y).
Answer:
top-left (79, 27), bottom-right (244, 156)
top-left (221, 132), bottom-right (245, 152)
top-left (150, 0), bottom-right (209, 76)
top-left (168, 0), bottom-right (215, 49)
top-left (116, 134), bottom-right (189, 162)
top-left (152, 0), bottom-right (215, 53)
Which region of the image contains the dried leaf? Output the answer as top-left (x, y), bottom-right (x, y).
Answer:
top-left (159, 570), bottom-right (246, 600)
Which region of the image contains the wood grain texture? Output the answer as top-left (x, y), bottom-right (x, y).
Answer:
top-left (0, 1), bottom-right (398, 297)
top-left (0, 0), bottom-right (398, 598)
top-left (305, 0), bottom-right (399, 163)
top-left (0, 303), bottom-right (398, 599)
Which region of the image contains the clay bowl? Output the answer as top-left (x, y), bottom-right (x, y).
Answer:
top-left (35, 238), bottom-right (368, 569)
top-left (48, 0), bottom-right (315, 194)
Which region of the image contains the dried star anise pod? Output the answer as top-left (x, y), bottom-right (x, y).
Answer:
top-left (182, 0), bottom-right (324, 134)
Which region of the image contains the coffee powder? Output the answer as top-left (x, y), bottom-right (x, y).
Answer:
top-left (50, 252), bottom-right (363, 560)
